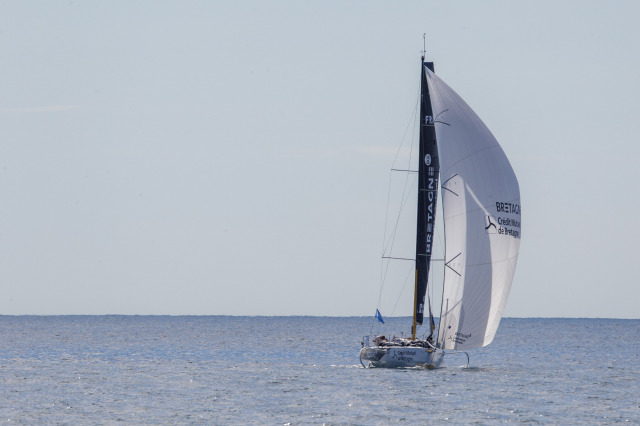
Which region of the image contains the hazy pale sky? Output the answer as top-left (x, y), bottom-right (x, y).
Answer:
top-left (1, 1), bottom-right (638, 318)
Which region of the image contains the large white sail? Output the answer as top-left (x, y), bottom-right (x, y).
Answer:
top-left (425, 68), bottom-right (521, 350)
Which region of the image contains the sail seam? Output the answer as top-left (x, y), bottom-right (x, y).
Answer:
top-left (464, 254), bottom-right (519, 267)
top-left (441, 144), bottom-right (504, 173)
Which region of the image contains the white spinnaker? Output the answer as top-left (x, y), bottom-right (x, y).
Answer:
top-left (425, 68), bottom-right (521, 350)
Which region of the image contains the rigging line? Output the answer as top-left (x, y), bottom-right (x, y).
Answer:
top-left (385, 175), bottom-right (417, 250)
top-left (445, 264), bottom-right (462, 277)
top-left (380, 81), bottom-right (422, 313)
top-left (382, 104), bottom-right (417, 251)
top-left (445, 253), bottom-right (462, 264)
top-left (402, 90), bottom-right (418, 189)
top-left (384, 255), bottom-right (444, 261)
top-left (378, 171), bottom-right (395, 311)
top-left (381, 115), bottom-right (419, 263)
top-left (390, 87), bottom-right (420, 169)
top-left (382, 84), bottom-right (421, 252)
top-left (378, 87), bottom-right (420, 311)
top-left (377, 82), bottom-right (421, 316)
top-left (385, 98), bottom-right (420, 251)
top-left (381, 88), bottom-right (419, 260)
top-left (384, 106), bottom-right (420, 250)
top-left (441, 174), bottom-right (458, 186)
top-left (390, 78), bottom-right (421, 250)
top-left (444, 253), bottom-right (462, 277)
top-left (390, 263), bottom-right (415, 317)
top-left (391, 168), bottom-right (418, 173)
top-left (435, 109), bottom-right (449, 121)
top-left (441, 174), bottom-right (459, 196)
top-left (382, 172), bottom-right (415, 254)
top-left (442, 187), bottom-right (459, 196)
top-left (380, 174), bottom-right (417, 288)
top-left (378, 176), bottom-right (417, 312)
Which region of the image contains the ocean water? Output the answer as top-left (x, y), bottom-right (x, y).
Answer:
top-left (0, 316), bottom-right (638, 424)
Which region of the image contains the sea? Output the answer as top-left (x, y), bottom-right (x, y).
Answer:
top-left (0, 316), bottom-right (638, 424)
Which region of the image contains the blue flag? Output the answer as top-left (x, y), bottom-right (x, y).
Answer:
top-left (375, 309), bottom-right (384, 324)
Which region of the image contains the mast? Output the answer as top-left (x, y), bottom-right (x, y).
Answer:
top-left (411, 56), bottom-right (440, 340)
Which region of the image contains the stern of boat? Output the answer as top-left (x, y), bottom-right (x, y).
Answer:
top-left (360, 337), bottom-right (444, 369)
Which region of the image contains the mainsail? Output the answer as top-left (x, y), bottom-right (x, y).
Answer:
top-left (413, 61), bottom-right (439, 337)
top-left (425, 68), bottom-right (521, 350)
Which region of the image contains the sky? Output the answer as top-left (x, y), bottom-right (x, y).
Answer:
top-left (1, 1), bottom-right (639, 318)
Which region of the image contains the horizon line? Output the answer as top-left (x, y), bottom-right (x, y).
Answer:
top-left (0, 314), bottom-right (637, 320)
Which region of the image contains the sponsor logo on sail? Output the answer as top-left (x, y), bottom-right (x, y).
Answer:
top-left (496, 202), bottom-right (520, 215)
top-left (448, 331), bottom-right (472, 345)
top-left (485, 216), bottom-right (497, 234)
top-left (493, 201), bottom-right (521, 239)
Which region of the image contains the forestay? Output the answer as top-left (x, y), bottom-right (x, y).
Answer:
top-left (425, 68), bottom-right (521, 350)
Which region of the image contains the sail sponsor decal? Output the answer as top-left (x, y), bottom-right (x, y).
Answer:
top-left (447, 331), bottom-right (472, 345)
top-left (496, 202), bottom-right (520, 215)
top-left (491, 201), bottom-right (521, 239)
top-left (442, 313), bottom-right (472, 346)
top-left (414, 63), bottom-right (440, 327)
top-left (485, 216), bottom-right (497, 234)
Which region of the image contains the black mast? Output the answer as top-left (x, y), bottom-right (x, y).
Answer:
top-left (411, 57), bottom-right (440, 340)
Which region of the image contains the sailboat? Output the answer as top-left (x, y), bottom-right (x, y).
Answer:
top-left (360, 50), bottom-right (521, 369)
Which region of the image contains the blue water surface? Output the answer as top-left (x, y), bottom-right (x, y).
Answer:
top-left (0, 316), bottom-right (638, 424)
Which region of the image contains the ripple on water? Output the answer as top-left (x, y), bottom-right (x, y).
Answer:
top-left (0, 317), bottom-right (638, 423)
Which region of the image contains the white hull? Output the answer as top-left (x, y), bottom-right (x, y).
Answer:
top-left (360, 346), bottom-right (444, 369)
